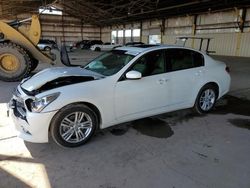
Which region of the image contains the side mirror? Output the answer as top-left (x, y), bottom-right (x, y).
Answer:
top-left (125, 70), bottom-right (142, 80)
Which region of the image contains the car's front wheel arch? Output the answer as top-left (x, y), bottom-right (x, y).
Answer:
top-left (49, 102), bottom-right (102, 131)
top-left (80, 102), bottom-right (102, 127)
top-left (49, 102), bottom-right (102, 147)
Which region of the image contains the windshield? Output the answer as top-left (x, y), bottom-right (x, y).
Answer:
top-left (84, 50), bottom-right (135, 76)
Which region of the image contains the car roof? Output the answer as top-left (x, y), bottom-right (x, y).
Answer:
top-left (115, 44), bottom-right (206, 55)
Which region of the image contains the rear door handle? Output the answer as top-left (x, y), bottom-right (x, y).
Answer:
top-left (158, 79), bottom-right (165, 84)
top-left (164, 78), bottom-right (169, 82)
top-left (157, 78), bottom-right (169, 84)
top-left (195, 70), bottom-right (203, 76)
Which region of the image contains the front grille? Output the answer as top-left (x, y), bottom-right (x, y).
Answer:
top-left (11, 88), bottom-right (27, 121)
top-left (16, 100), bottom-right (26, 114)
top-left (12, 99), bottom-right (26, 121)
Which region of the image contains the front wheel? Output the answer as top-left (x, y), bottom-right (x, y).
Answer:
top-left (44, 46), bottom-right (51, 51)
top-left (50, 104), bottom-right (98, 147)
top-left (194, 85), bottom-right (217, 114)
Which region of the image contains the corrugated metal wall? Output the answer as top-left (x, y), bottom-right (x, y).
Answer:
top-left (101, 26), bottom-right (111, 43)
top-left (39, 14), bottom-right (100, 46)
top-left (18, 13), bottom-right (101, 46)
top-left (102, 8), bottom-right (250, 57)
top-left (16, 9), bottom-right (250, 57)
top-left (164, 8), bottom-right (249, 57)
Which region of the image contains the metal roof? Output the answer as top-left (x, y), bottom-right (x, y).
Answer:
top-left (0, 0), bottom-right (249, 26)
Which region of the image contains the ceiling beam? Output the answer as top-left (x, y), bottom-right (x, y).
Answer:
top-left (0, 0), bottom-right (250, 26)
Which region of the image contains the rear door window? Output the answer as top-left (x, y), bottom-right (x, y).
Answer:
top-left (165, 49), bottom-right (204, 72)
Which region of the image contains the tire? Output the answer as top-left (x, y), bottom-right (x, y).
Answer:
top-left (50, 104), bottom-right (98, 147)
top-left (194, 84), bottom-right (218, 114)
top-left (26, 50), bottom-right (39, 73)
top-left (0, 33), bottom-right (4, 39)
top-left (44, 46), bottom-right (51, 51)
top-left (30, 59), bottom-right (39, 72)
top-left (0, 42), bottom-right (32, 82)
top-left (95, 47), bottom-right (101, 51)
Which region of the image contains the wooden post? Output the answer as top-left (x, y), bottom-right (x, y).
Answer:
top-left (116, 30), bottom-right (118, 44)
top-left (161, 18), bottom-right (165, 44)
top-left (235, 8), bottom-right (246, 56)
top-left (81, 19), bottom-right (83, 41)
top-left (62, 14), bottom-right (65, 45)
top-left (100, 26), bottom-right (102, 40)
top-left (140, 21), bottom-right (142, 42)
top-left (0, 3), bottom-right (2, 18)
top-left (131, 23), bottom-right (133, 42)
top-left (239, 8), bottom-right (246, 33)
top-left (192, 15), bottom-right (197, 48)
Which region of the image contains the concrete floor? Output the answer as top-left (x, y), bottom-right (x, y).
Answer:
top-left (0, 50), bottom-right (249, 188)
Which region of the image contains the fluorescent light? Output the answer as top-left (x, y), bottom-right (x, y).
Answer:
top-left (39, 6), bottom-right (62, 15)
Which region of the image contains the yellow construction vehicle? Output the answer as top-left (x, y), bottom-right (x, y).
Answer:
top-left (0, 15), bottom-right (60, 82)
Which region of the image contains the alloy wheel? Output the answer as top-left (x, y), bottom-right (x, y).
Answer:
top-left (199, 89), bottom-right (216, 111)
top-left (59, 112), bottom-right (93, 143)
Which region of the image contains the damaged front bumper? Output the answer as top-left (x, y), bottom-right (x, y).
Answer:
top-left (8, 86), bottom-right (57, 143)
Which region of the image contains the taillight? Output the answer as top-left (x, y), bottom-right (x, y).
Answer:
top-left (225, 66), bottom-right (230, 73)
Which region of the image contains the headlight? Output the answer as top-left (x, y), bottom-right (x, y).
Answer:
top-left (30, 92), bottom-right (60, 113)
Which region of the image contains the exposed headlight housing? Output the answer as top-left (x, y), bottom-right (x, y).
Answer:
top-left (30, 92), bottom-right (60, 113)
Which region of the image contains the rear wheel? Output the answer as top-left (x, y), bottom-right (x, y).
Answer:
top-left (0, 42), bottom-right (32, 81)
top-left (194, 85), bottom-right (217, 114)
top-left (95, 47), bottom-right (101, 51)
top-left (50, 104), bottom-right (98, 147)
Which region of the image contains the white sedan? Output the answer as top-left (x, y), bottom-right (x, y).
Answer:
top-left (9, 45), bottom-right (230, 147)
top-left (90, 42), bottom-right (121, 51)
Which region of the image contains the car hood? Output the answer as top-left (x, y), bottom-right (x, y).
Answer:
top-left (21, 67), bottom-right (104, 92)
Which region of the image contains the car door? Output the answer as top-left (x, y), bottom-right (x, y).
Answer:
top-left (102, 43), bottom-right (109, 50)
top-left (114, 50), bottom-right (170, 120)
top-left (164, 48), bottom-right (205, 106)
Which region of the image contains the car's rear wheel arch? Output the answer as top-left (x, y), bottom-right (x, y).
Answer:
top-left (196, 82), bottom-right (219, 102)
top-left (203, 82), bottom-right (219, 98)
top-left (193, 82), bottom-right (219, 114)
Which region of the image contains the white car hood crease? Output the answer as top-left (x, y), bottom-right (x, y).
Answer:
top-left (21, 67), bottom-right (104, 92)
